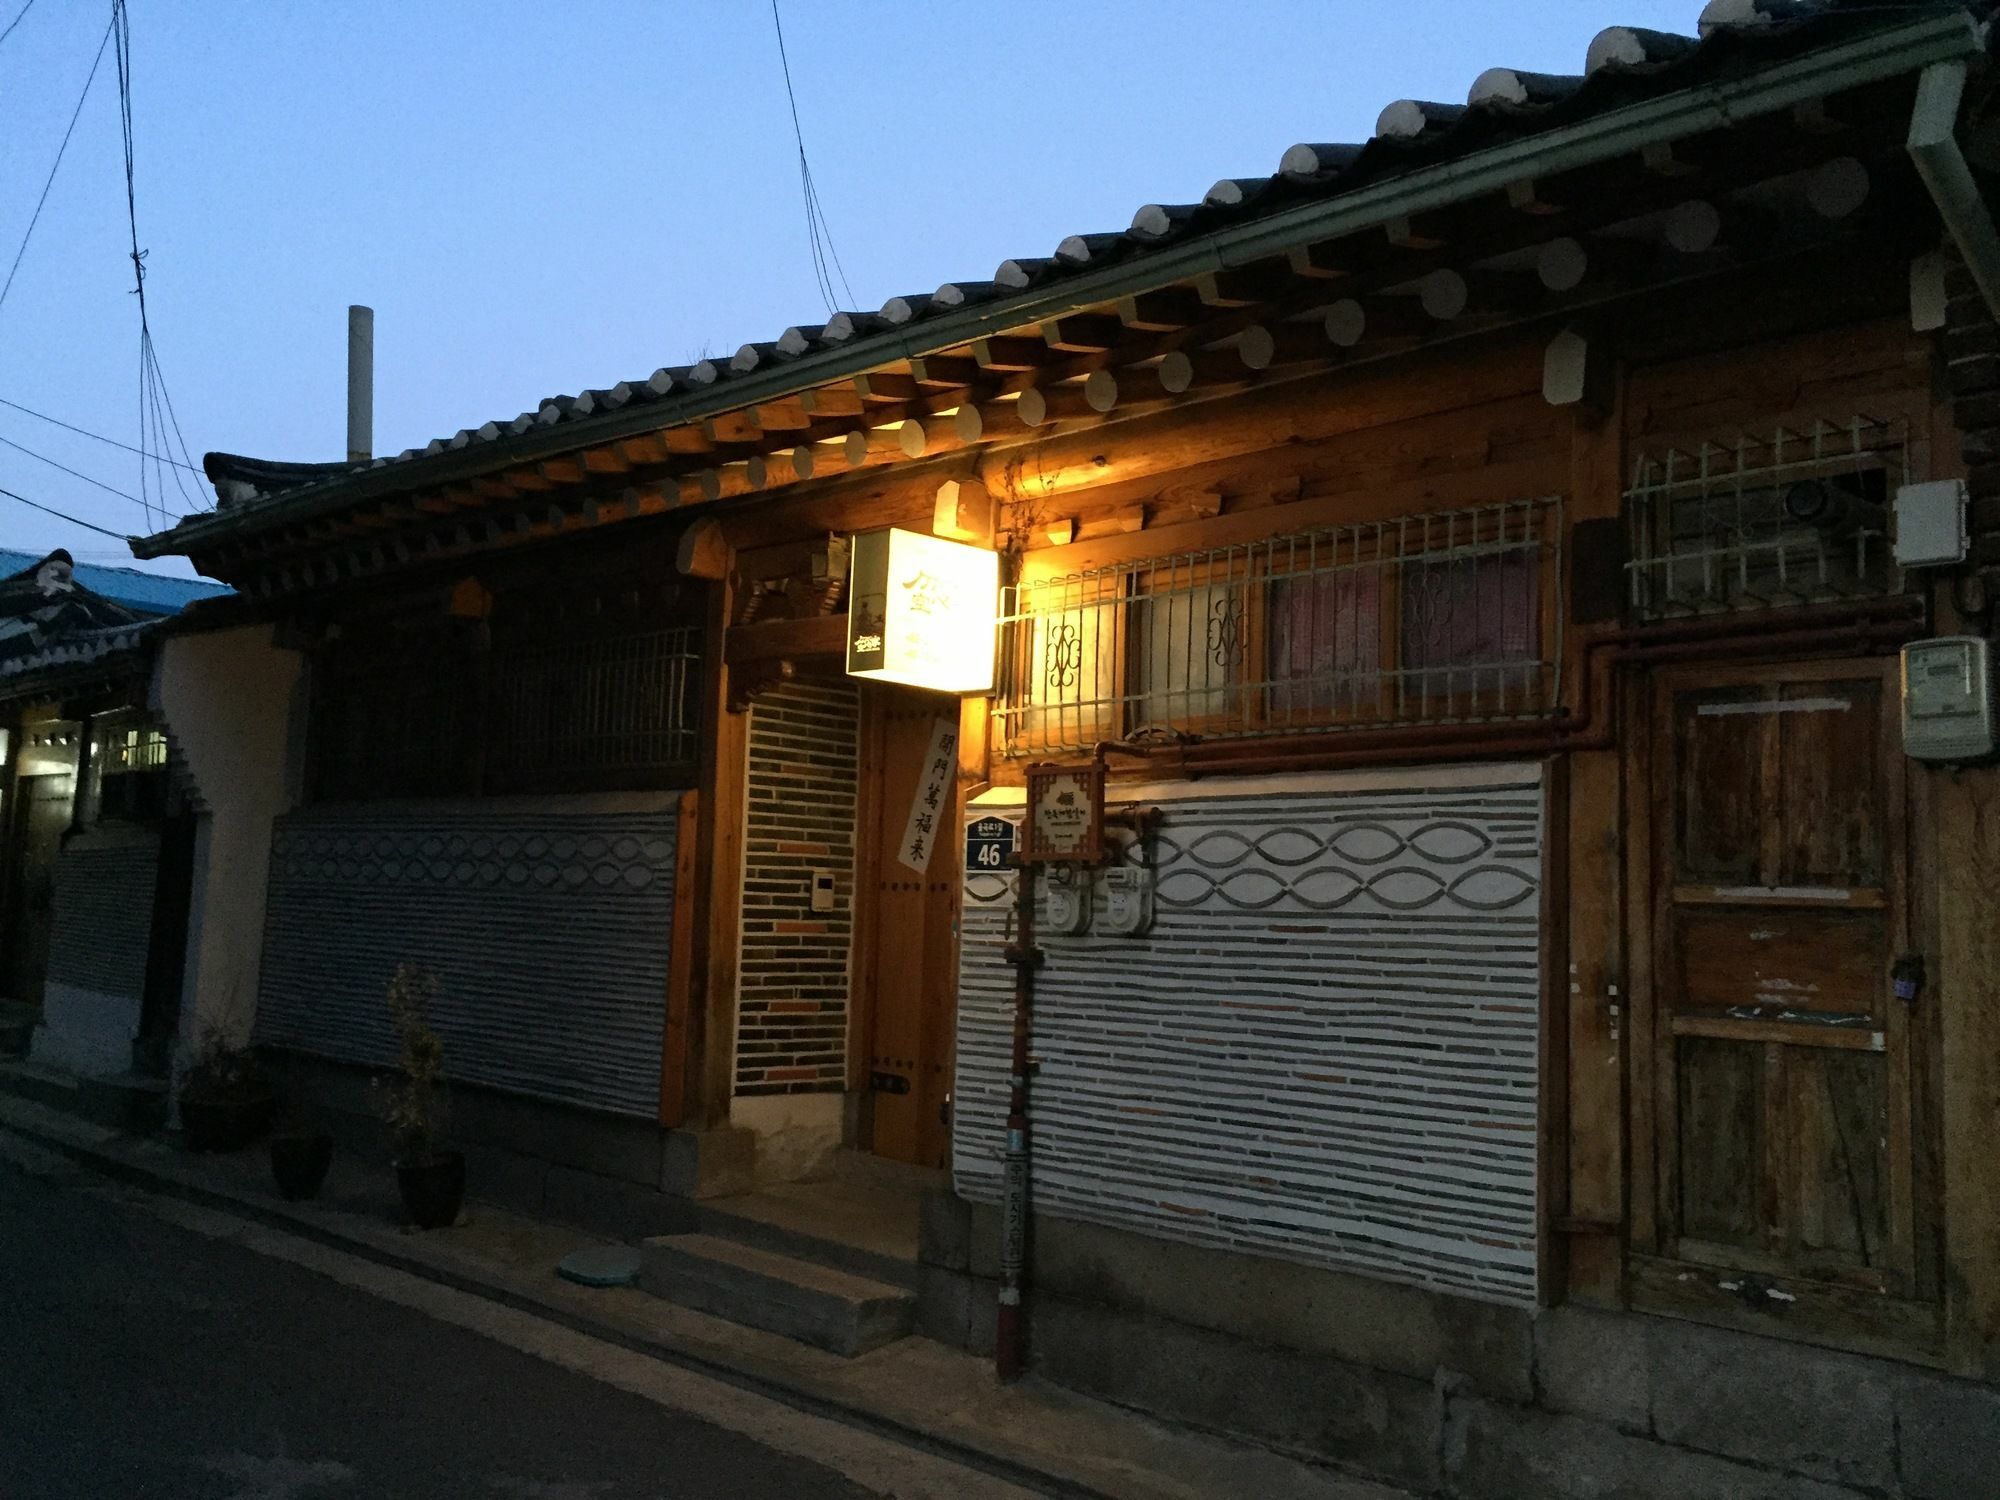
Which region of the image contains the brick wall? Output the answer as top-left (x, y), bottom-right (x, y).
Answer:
top-left (733, 680), bottom-right (859, 1096)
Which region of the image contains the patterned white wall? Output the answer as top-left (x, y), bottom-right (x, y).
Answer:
top-left (955, 765), bottom-right (1543, 1305)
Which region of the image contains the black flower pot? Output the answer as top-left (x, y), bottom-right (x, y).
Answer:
top-left (396, 1150), bottom-right (465, 1229)
top-left (180, 1094), bottom-right (276, 1153)
top-left (269, 1133), bottom-right (334, 1201)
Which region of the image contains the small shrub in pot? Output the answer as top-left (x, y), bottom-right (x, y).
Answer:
top-left (178, 1030), bottom-right (275, 1152)
top-left (372, 964), bottom-right (463, 1229)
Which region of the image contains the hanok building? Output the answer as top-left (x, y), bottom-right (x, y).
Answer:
top-left (132, 3), bottom-right (2000, 1494)
top-left (0, 549), bottom-right (228, 1103)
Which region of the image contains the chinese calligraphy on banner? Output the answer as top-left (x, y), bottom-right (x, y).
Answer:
top-left (897, 716), bottom-right (960, 873)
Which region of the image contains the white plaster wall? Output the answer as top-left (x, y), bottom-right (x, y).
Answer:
top-left (151, 622), bottom-right (305, 1068)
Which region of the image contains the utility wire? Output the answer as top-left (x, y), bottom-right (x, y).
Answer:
top-left (0, 431), bottom-right (149, 507)
top-left (111, 0), bottom-right (205, 527)
top-left (770, 0), bottom-right (856, 316)
top-left (0, 11), bottom-right (115, 319)
top-left (0, 0), bottom-right (38, 48)
top-left (0, 484), bottom-right (126, 540)
top-left (0, 395), bottom-right (201, 472)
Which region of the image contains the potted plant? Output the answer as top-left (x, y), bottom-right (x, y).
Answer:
top-left (267, 1062), bottom-right (334, 1201)
top-left (178, 1029), bottom-right (276, 1152)
top-left (372, 964), bottom-right (463, 1229)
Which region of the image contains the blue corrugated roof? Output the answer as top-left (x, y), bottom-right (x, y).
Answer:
top-left (0, 550), bottom-right (230, 616)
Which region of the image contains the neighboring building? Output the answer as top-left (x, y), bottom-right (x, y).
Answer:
top-left (127, 3), bottom-right (2000, 1495)
top-left (0, 550), bottom-right (228, 1099)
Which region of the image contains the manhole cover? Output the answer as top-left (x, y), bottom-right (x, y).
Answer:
top-left (557, 1245), bottom-right (642, 1288)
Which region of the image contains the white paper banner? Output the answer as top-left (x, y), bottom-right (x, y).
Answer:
top-left (897, 715), bottom-right (960, 873)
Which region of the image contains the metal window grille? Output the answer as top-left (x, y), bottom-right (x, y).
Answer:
top-left (1624, 416), bottom-right (1908, 620)
top-left (994, 497), bottom-right (1562, 757)
top-left (486, 626), bottom-right (701, 789)
top-left (98, 717), bottom-right (168, 775)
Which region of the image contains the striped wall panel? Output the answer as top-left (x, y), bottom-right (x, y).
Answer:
top-left (46, 833), bottom-right (160, 998)
top-left (256, 797), bottom-right (680, 1119)
top-left (954, 767), bottom-right (1543, 1305)
top-left (733, 681), bottom-right (859, 1096)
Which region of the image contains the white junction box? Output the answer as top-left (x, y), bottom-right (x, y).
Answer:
top-left (1893, 479), bottom-right (1969, 568)
top-left (1099, 865), bottom-right (1155, 938)
top-left (1902, 636), bottom-right (1995, 762)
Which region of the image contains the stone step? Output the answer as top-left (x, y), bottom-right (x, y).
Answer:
top-left (696, 1197), bottom-right (920, 1292)
top-left (637, 1232), bottom-right (915, 1357)
top-left (0, 1059), bottom-right (82, 1113)
top-left (77, 1072), bottom-right (168, 1134)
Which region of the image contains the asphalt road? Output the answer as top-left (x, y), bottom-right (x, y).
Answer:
top-left (0, 1150), bottom-right (986, 1500)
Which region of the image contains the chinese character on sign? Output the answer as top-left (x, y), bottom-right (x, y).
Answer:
top-left (897, 716), bottom-right (960, 874)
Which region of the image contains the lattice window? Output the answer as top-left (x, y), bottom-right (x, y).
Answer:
top-left (1624, 416), bottom-right (1909, 620)
top-left (485, 626), bottom-right (701, 794)
top-left (994, 497), bottom-right (1561, 757)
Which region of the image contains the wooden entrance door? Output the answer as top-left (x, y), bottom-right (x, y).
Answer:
top-left (853, 688), bottom-right (960, 1168)
top-left (1640, 658), bottom-right (1920, 1301)
top-left (4, 775), bottom-right (73, 1008)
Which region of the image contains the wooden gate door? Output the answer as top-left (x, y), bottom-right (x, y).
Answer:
top-left (853, 688), bottom-right (960, 1168)
top-left (1639, 658), bottom-right (1923, 1311)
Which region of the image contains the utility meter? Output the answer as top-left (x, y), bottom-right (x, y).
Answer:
top-left (1099, 865), bottom-right (1155, 938)
top-left (1038, 864), bottom-right (1093, 936)
top-left (1902, 636), bottom-right (1994, 762)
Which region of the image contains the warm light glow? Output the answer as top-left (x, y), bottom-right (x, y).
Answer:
top-left (845, 527), bottom-right (999, 694)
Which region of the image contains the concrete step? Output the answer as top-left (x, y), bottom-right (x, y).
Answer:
top-left (637, 1232), bottom-right (915, 1357)
top-left (76, 1072), bottom-right (168, 1134)
top-left (0, 1005), bottom-right (35, 1061)
top-left (697, 1189), bottom-right (920, 1291)
top-left (0, 1059), bottom-right (82, 1113)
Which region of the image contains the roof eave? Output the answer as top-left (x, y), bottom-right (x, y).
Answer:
top-left (129, 6), bottom-right (1987, 563)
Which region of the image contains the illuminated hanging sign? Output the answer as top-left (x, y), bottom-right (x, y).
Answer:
top-left (844, 527), bottom-right (998, 694)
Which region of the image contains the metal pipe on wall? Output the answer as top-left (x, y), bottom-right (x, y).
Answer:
top-left (347, 305), bottom-right (374, 464)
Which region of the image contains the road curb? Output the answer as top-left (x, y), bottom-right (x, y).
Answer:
top-left (0, 1108), bottom-right (1121, 1500)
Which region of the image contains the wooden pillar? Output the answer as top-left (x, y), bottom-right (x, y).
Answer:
top-left (1935, 763), bottom-right (2000, 1377)
top-left (1563, 396), bottom-right (1628, 1305)
top-left (687, 571), bottom-right (749, 1130)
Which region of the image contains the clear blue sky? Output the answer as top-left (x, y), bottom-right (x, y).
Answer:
top-left (0, 1), bottom-right (1695, 575)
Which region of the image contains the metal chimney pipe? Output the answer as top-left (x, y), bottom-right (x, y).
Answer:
top-left (346, 304), bottom-right (374, 463)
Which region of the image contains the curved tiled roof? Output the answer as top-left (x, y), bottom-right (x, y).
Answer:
top-left (158, 0), bottom-right (1984, 539)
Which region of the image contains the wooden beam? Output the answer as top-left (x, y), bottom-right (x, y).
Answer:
top-left (910, 354), bottom-right (980, 388)
top-left (1042, 315), bottom-right (1124, 353)
top-left (933, 478), bottom-right (995, 544)
top-left (1285, 241), bottom-right (1348, 280)
top-left (724, 611), bottom-right (849, 667)
top-left (800, 385), bottom-right (864, 418)
top-left (702, 410), bottom-right (761, 445)
top-left (972, 335), bottom-right (1055, 372)
top-left (843, 426), bottom-right (905, 467)
top-left (1536, 234), bottom-right (1655, 294)
top-left (1116, 288), bottom-right (1204, 331)
top-left (661, 426), bottom-right (715, 455)
top-left (1155, 347), bottom-right (1257, 395)
top-left (1015, 383), bottom-right (1101, 427)
top-left (1235, 321), bottom-right (1332, 371)
top-left (1193, 264), bottom-right (1293, 308)
top-left (854, 371), bottom-right (919, 403)
top-left (675, 518), bottom-right (731, 580)
top-left (1323, 296), bottom-right (1429, 348)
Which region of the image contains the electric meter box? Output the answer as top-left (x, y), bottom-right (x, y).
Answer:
top-left (1893, 479), bottom-right (1969, 568)
top-left (1037, 865), bottom-right (1093, 936)
top-left (1902, 636), bottom-right (1995, 762)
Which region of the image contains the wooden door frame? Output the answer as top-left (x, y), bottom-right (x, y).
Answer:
top-left (1624, 651), bottom-right (1942, 1359)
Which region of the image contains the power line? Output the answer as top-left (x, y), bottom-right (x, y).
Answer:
top-left (0, 395), bottom-right (202, 472)
top-left (0, 484), bottom-right (126, 540)
top-left (0, 431), bottom-right (149, 508)
top-left (0, 0), bottom-right (38, 48)
top-left (770, 0), bottom-right (856, 316)
top-left (0, 11), bottom-right (115, 319)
